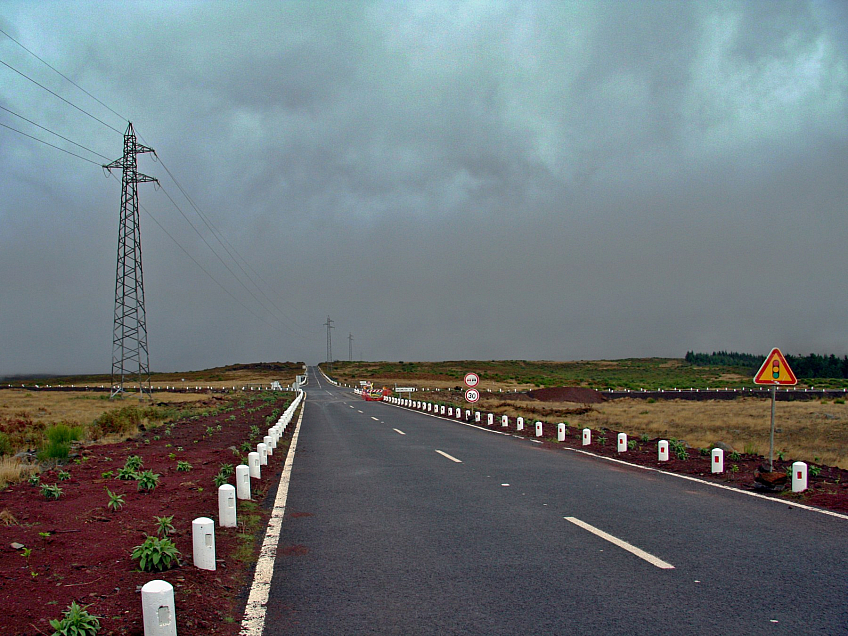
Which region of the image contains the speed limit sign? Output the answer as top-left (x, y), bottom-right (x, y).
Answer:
top-left (464, 372), bottom-right (480, 388)
top-left (465, 388), bottom-right (480, 403)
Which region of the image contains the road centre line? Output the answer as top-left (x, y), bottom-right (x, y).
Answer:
top-left (393, 428), bottom-right (406, 435)
top-left (357, 410), bottom-right (363, 413)
top-left (564, 516), bottom-right (675, 570)
top-left (371, 416), bottom-right (379, 421)
top-left (435, 449), bottom-right (463, 463)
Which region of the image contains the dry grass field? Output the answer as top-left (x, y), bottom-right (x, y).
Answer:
top-left (474, 395), bottom-right (848, 469)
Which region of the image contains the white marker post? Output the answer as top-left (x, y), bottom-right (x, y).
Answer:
top-left (218, 484), bottom-right (237, 528)
top-left (658, 440), bottom-right (669, 461)
top-left (792, 461), bottom-right (808, 492)
top-left (557, 423), bottom-right (566, 442)
top-left (263, 435), bottom-right (274, 455)
top-left (257, 443), bottom-right (268, 466)
top-left (487, 414), bottom-right (494, 426)
top-left (248, 452), bottom-right (261, 479)
top-left (192, 517), bottom-right (216, 571)
top-left (517, 416), bottom-right (524, 431)
top-left (235, 465), bottom-right (250, 499)
top-left (475, 412), bottom-right (481, 423)
top-left (617, 433), bottom-right (627, 453)
top-left (711, 448), bottom-right (724, 473)
top-left (502, 415), bottom-right (509, 428)
top-left (582, 428), bottom-right (591, 446)
top-left (141, 580), bottom-right (177, 636)
top-left (535, 421), bottom-right (543, 437)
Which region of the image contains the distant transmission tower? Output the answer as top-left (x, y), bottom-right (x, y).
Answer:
top-left (348, 333), bottom-right (353, 361)
top-left (324, 316), bottom-right (334, 371)
top-left (104, 122), bottom-right (157, 398)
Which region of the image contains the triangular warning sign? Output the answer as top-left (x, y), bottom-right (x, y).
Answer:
top-left (754, 348), bottom-right (797, 386)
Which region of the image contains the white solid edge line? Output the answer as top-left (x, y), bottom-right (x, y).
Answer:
top-left (564, 516), bottom-right (675, 570)
top-left (393, 428), bottom-right (406, 435)
top-left (239, 397), bottom-right (306, 636)
top-left (380, 400), bottom-right (848, 523)
top-left (436, 449), bottom-right (463, 463)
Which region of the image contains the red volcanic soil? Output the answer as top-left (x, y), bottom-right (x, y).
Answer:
top-left (0, 394), bottom-right (297, 636)
top-left (521, 387), bottom-right (607, 404)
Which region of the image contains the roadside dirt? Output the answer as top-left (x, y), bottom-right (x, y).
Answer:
top-left (0, 394), bottom-right (296, 636)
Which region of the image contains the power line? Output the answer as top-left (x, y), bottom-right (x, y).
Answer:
top-left (0, 27), bottom-right (128, 124)
top-left (0, 104), bottom-right (111, 160)
top-left (0, 58), bottom-right (123, 134)
top-left (0, 121), bottom-right (103, 165)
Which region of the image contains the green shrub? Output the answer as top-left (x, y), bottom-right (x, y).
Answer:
top-left (0, 432), bottom-right (13, 456)
top-left (57, 470), bottom-right (71, 481)
top-left (154, 515), bottom-right (175, 537)
top-left (124, 455), bottom-right (143, 471)
top-left (41, 484), bottom-right (63, 500)
top-left (38, 423), bottom-right (83, 461)
top-left (176, 460), bottom-right (192, 472)
top-left (213, 472), bottom-right (228, 488)
top-left (49, 600), bottom-right (101, 636)
top-left (131, 535), bottom-right (180, 572)
top-left (105, 487), bottom-right (125, 511)
top-left (136, 470), bottom-right (160, 493)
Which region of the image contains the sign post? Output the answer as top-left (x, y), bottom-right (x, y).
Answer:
top-left (753, 348), bottom-right (797, 471)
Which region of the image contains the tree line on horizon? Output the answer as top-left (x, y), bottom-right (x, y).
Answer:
top-left (685, 351), bottom-right (848, 379)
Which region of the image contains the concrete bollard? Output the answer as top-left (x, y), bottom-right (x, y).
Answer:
top-left (475, 412), bottom-right (481, 422)
top-left (428, 403), bottom-right (432, 412)
top-left (535, 421), bottom-right (543, 437)
top-left (465, 409), bottom-right (471, 420)
top-left (487, 414), bottom-right (494, 426)
top-left (502, 415), bottom-right (509, 427)
top-left (617, 433), bottom-right (627, 453)
top-left (517, 417), bottom-right (524, 431)
top-left (441, 405), bottom-right (446, 415)
top-left (264, 435), bottom-right (274, 455)
top-left (582, 428), bottom-right (591, 445)
top-left (658, 440), bottom-right (669, 461)
top-left (141, 580), bottom-right (177, 636)
top-left (711, 448), bottom-right (724, 473)
top-left (557, 423), bottom-right (566, 442)
top-left (792, 461), bottom-right (808, 492)
top-left (236, 465), bottom-right (250, 499)
top-left (218, 484), bottom-right (237, 528)
top-left (248, 452), bottom-right (261, 479)
top-left (448, 407), bottom-right (453, 417)
top-left (257, 443), bottom-right (268, 465)
top-left (192, 517), bottom-right (216, 571)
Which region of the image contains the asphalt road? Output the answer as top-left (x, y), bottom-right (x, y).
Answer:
top-left (264, 367), bottom-right (847, 635)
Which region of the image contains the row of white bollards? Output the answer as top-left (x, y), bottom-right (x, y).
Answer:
top-left (141, 390), bottom-right (304, 636)
top-left (387, 396), bottom-right (813, 494)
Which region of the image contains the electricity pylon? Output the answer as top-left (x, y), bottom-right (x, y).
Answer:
top-left (104, 122), bottom-right (157, 398)
top-left (348, 333), bottom-right (353, 361)
top-left (324, 315), bottom-right (334, 371)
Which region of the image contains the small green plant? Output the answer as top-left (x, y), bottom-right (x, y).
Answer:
top-left (176, 460), bottom-right (192, 472)
top-left (597, 436), bottom-right (607, 445)
top-left (57, 470), bottom-right (71, 481)
top-left (810, 466), bottom-right (822, 477)
top-left (131, 535), bottom-right (181, 572)
top-left (730, 464), bottom-right (740, 473)
top-left (835, 398), bottom-right (845, 405)
top-left (777, 450), bottom-right (786, 461)
top-left (124, 455), bottom-right (143, 471)
top-left (41, 484), bottom-right (63, 500)
top-left (627, 440), bottom-right (638, 451)
top-left (213, 472), bottom-right (228, 488)
top-left (700, 447), bottom-right (710, 456)
top-left (168, 452), bottom-right (176, 461)
top-left (49, 600), bottom-right (101, 635)
top-left (152, 435), bottom-right (160, 441)
top-left (640, 433), bottom-right (650, 443)
top-left (240, 441), bottom-right (252, 453)
top-left (136, 470), bottom-right (160, 493)
top-left (154, 515), bottom-right (175, 537)
top-left (28, 474), bottom-right (41, 486)
top-left (205, 426), bottom-right (215, 436)
top-left (729, 451), bottom-right (741, 461)
top-left (743, 443), bottom-right (759, 455)
top-left (116, 466), bottom-right (137, 480)
top-left (250, 425), bottom-right (260, 439)
top-left (105, 487), bottom-right (125, 511)
top-left (646, 398), bottom-right (656, 404)
top-left (38, 423), bottom-right (84, 461)
top-left (101, 470), bottom-right (113, 479)
top-left (219, 463), bottom-right (234, 477)
top-left (216, 425), bottom-right (223, 432)
top-left (228, 415), bottom-right (236, 421)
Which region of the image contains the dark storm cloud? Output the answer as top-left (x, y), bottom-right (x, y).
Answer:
top-left (1, 1), bottom-right (846, 375)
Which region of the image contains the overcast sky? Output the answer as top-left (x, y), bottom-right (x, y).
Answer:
top-left (1, 1), bottom-right (847, 375)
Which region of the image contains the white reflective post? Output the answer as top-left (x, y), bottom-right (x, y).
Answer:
top-left (792, 461), bottom-right (808, 492)
top-left (263, 435), bottom-right (274, 455)
top-left (516, 417), bottom-right (524, 431)
top-left (236, 464), bottom-right (250, 499)
top-left (711, 448), bottom-right (724, 473)
top-left (257, 443), bottom-right (268, 465)
top-left (535, 422), bottom-right (543, 437)
top-left (487, 414), bottom-right (493, 426)
top-left (658, 440), bottom-right (669, 461)
top-left (248, 452), bottom-right (261, 479)
top-left (617, 433), bottom-right (627, 452)
top-left (218, 484), bottom-right (236, 527)
top-left (582, 428), bottom-right (591, 446)
top-left (557, 423), bottom-right (566, 441)
top-left (192, 517), bottom-right (216, 571)
top-left (502, 415), bottom-right (509, 427)
top-left (475, 412), bottom-right (481, 423)
top-left (141, 580), bottom-right (177, 636)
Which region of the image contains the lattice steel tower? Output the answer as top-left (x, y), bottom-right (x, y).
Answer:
top-left (104, 122), bottom-right (157, 398)
top-left (324, 315), bottom-right (334, 371)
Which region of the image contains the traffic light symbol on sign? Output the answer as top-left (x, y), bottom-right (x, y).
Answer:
top-left (772, 359), bottom-right (780, 380)
top-left (754, 348), bottom-right (797, 386)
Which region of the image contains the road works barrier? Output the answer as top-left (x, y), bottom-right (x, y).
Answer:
top-left (192, 517), bottom-right (216, 571)
top-left (141, 580), bottom-right (177, 636)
